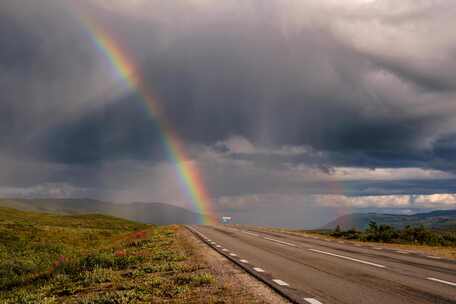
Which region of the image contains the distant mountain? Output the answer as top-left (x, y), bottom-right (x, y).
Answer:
top-left (323, 209), bottom-right (456, 230)
top-left (0, 198), bottom-right (204, 225)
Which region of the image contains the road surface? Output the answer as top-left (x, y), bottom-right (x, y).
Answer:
top-left (188, 225), bottom-right (456, 304)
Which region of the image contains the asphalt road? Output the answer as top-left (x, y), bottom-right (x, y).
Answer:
top-left (189, 225), bottom-right (456, 304)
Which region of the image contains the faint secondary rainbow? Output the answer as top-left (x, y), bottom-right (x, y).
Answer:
top-left (81, 15), bottom-right (217, 225)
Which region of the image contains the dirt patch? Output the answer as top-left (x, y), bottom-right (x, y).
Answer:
top-left (182, 228), bottom-right (291, 304)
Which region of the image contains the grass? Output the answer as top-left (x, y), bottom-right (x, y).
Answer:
top-left (327, 222), bottom-right (456, 246)
top-left (0, 207), bottom-right (261, 303)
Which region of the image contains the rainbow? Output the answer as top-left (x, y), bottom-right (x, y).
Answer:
top-left (81, 15), bottom-right (217, 225)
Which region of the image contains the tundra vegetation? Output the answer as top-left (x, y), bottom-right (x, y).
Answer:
top-left (329, 221), bottom-right (456, 246)
top-left (0, 207), bottom-right (259, 303)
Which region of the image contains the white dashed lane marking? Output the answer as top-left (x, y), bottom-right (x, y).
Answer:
top-left (263, 237), bottom-right (297, 247)
top-left (303, 298), bottom-right (323, 304)
top-left (309, 249), bottom-right (386, 268)
top-left (239, 229), bottom-right (298, 247)
top-left (190, 226), bottom-right (456, 304)
top-left (243, 231), bottom-right (259, 237)
top-left (272, 279), bottom-right (289, 286)
top-left (427, 277), bottom-right (456, 287)
top-left (191, 227), bottom-right (328, 302)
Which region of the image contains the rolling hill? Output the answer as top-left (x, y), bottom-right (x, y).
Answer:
top-left (323, 209), bottom-right (456, 230)
top-left (0, 207), bottom-right (249, 303)
top-left (0, 198), bottom-right (205, 225)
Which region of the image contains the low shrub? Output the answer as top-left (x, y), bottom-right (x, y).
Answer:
top-left (79, 267), bottom-right (118, 286)
top-left (330, 221), bottom-right (456, 246)
top-left (77, 290), bottom-right (141, 304)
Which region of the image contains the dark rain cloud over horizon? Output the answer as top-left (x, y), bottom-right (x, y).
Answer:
top-left (2, 0), bottom-right (456, 225)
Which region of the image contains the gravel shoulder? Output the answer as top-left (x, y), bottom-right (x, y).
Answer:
top-left (182, 227), bottom-right (291, 304)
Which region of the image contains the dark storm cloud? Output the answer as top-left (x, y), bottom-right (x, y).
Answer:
top-left (0, 0), bottom-right (130, 162)
top-left (143, 26), bottom-right (368, 147)
top-left (41, 95), bottom-right (165, 164)
top-left (1, 0), bottom-right (456, 212)
top-left (342, 179), bottom-right (456, 197)
top-left (100, 0), bottom-right (456, 174)
top-left (367, 53), bottom-right (456, 92)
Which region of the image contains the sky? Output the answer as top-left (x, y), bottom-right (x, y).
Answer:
top-left (1, 0), bottom-right (456, 228)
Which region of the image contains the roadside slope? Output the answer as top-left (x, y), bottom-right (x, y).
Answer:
top-left (0, 207), bottom-right (281, 303)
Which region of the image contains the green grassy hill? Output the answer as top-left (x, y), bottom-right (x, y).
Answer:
top-left (0, 207), bottom-right (254, 303)
top-left (0, 207), bottom-right (146, 302)
top-left (0, 198), bottom-right (204, 225)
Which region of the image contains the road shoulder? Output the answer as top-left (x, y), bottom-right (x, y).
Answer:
top-left (247, 225), bottom-right (456, 260)
top-left (182, 227), bottom-right (291, 304)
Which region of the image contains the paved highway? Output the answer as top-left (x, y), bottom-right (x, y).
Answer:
top-left (188, 225), bottom-right (456, 304)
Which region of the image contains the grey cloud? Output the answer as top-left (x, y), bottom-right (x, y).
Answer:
top-left (40, 94), bottom-right (165, 164)
top-left (2, 0), bottom-right (456, 167)
top-left (0, 183), bottom-right (98, 199)
top-left (0, 0), bottom-right (130, 160)
top-left (1, 0), bottom-right (456, 226)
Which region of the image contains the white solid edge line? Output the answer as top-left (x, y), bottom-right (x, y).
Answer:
top-left (253, 267), bottom-right (265, 273)
top-left (263, 236), bottom-right (297, 247)
top-left (272, 279), bottom-right (289, 286)
top-left (427, 256), bottom-right (441, 259)
top-left (189, 227), bottom-right (206, 239)
top-left (309, 249), bottom-right (386, 268)
top-left (240, 259), bottom-right (249, 263)
top-left (396, 250), bottom-right (409, 254)
top-left (427, 277), bottom-right (456, 287)
top-left (303, 298), bottom-right (323, 304)
top-left (243, 231), bottom-right (259, 237)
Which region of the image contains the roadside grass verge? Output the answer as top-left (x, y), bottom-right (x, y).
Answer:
top-left (0, 207), bottom-right (266, 303)
top-left (327, 222), bottom-right (456, 246)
